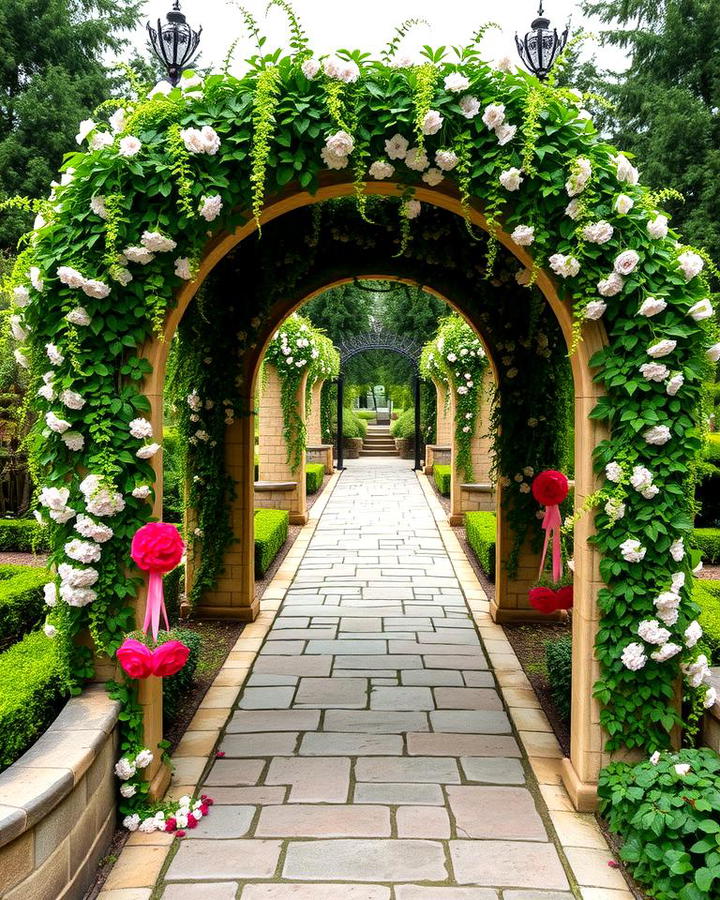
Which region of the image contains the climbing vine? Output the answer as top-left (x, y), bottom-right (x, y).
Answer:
top-left (5, 2), bottom-right (716, 786)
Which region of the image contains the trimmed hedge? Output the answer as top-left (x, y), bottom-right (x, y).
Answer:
top-left (355, 410), bottom-right (376, 421)
top-left (164, 567), bottom-right (184, 627)
top-left (0, 565), bottom-right (53, 652)
top-left (341, 410), bottom-right (368, 439)
top-left (465, 511), bottom-right (496, 578)
top-left (390, 407), bottom-right (415, 439)
top-left (694, 527), bottom-right (720, 564)
top-left (0, 519), bottom-right (49, 552)
top-left (545, 635), bottom-right (572, 723)
top-left (305, 463), bottom-right (325, 494)
top-left (693, 578), bottom-right (720, 664)
top-left (434, 464), bottom-right (451, 496)
top-left (162, 628), bottom-right (202, 724)
top-left (255, 508), bottom-right (289, 576)
top-left (0, 629), bottom-right (65, 770)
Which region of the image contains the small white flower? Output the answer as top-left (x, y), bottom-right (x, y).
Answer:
top-left (10, 315), bottom-right (27, 342)
top-left (321, 146), bottom-right (349, 170)
top-left (445, 72), bottom-right (471, 93)
top-left (682, 654), bottom-right (711, 689)
top-left (134, 748), bottom-right (154, 769)
top-left (44, 623), bottom-right (57, 638)
top-left (65, 538), bottom-right (102, 564)
top-left (118, 136), bottom-right (141, 157)
top-left (499, 168), bottom-right (523, 191)
top-left (584, 300), bottom-right (606, 320)
top-left (614, 193), bottom-right (634, 214)
top-left (687, 298), bottom-right (714, 321)
top-left (132, 485), bottom-right (152, 499)
top-left (66, 307), bottom-right (91, 326)
top-left (621, 642), bottom-right (647, 670)
top-left (405, 147), bottom-right (429, 171)
top-left (115, 757), bottom-right (136, 780)
top-left (421, 110), bottom-right (444, 135)
top-left (14, 349), bottom-right (28, 368)
top-left (684, 620), bottom-right (703, 649)
top-left (638, 297), bottom-right (666, 317)
top-left (112, 267), bottom-right (133, 285)
top-left (511, 225), bottom-right (535, 246)
top-left (666, 373), bottom-right (684, 396)
top-left (640, 362), bottom-right (669, 382)
top-left (129, 418), bottom-right (153, 440)
top-left (647, 214), bottom-right (669, 239)
top-left (458, 95), bottom-right (481, 118)
top-left (174, 257), bottom-right (192, 280)
top-left (46, 411), bottom-right (71, 434)
top-left (435, 149), bottom-right (458, 171)
top-left (141, 231), bottom-right (177, 253)
top-left (57, 266), bottom-right (85, 288)
top-left (199, 194), bottom-right (223, 222)
top-left (124, 246), bottom-right (155, 265)
top-left (148, 80), bottom-right (173, 98)
top-left (647, 339), bottom-right (677, 358)
top-left (630, 465), bottom-right (654, 492)
top-left (62, 431), bottom-right (84, 452)
top-left (548, 253), bottom-right (580, 278)
top-left (369, 160), bottom-right (394, 180)
top-left (75, 514), bottom-right (113, 543)
top-left (582, 221), bottom-right (614, 244)
top-left (482, 103), bottom-right (505, 130)
top-left (119, 783), bottom-right (137, 798)
top-left (614, 153), bottom-right (639, 185)
top-left (422, 167), bottom-right (444, 187)
top-left (598, 272), bottom-right (624, 297)
top-left (674, 763), bottom-right (691, 776)
top-left (136, 443), bottom-right (161, 459)
top-left (650, 751), bottom-right (661, 765)
top-left (385, 134), bottom-right (409, 160)
top-left (637, 619), bottom-right (671, 645)
top-left (669, 537), bottom-right (684, 561)
top-left (614, 249), bottom-right (640, 276)
top-left (301, 58), bottom-right (320, 79)
top-left (644, 425), bottom-right (671, 445)
top-left (677, 250), bottom-right (704, 281)
top-left (620, 538), bottom-right (646, 563)
top-left (60, 389), bottom-right (85, 410)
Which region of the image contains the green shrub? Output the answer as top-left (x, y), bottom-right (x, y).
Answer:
top-left (305, 463), bottom-right (325, 494)
top-left (162, 628), bottom-right (201, 724)
top-left (0, 519), bottom-right (49, 552)
top-left (695, 527), bottom-right (720, 564)
top-left (164, 567), bottom-right (184, 627)
top-left (162, 427), bottom-right (183, 524)
top-left (0, 566), bottom-right (53, 652)
top-left (434, 464), bottom-right (451, 496)
top-left (390, 408), bottom-right (416, 439)
top-left (599, 749), bottom-right (720, 900)
top-left (355, 410), bottom-right (376, 421)
top-left (465, 511), bottom-right (496, 577)
top-left (342, 409), bottom-right (368, 439)
top-left (545, 636), bottom-right (572, 723)
top-left (254, 508), bottom-right (289, 576)
top-left (705, 432), bottom-right (720, 463)
top-left (0, 630), bottom-right (65, 770)
top-left (693, 579), bottom-right (720, 664)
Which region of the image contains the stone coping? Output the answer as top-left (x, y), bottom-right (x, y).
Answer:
top-left (426, 444), bottom-right (451, 451)
top-left (306, 444), bottom-right (333, 451)
top-left (709, 668), bottom-right (720, 719)
top-left (460, 482), bottom-right (494, 493)
top-left (254, 481), bottom-right (297, 491)
top-left (0, 684), bottom-right (120, 850)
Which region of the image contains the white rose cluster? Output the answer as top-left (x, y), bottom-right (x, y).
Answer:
top-left (548, 253), bottom-right (580, 279)
top-left (481, 103), bottom-right (516, 146)
top-left (180, 125), bottom-right (221, 155)
top-left (321, 130), bottom-right (355, 170)
top-left (566, 156), bottom-right (592, 196)
top-left (57, 265), bottom-right (111, 300)
top-left (80, 474), bottom-right (126, 517)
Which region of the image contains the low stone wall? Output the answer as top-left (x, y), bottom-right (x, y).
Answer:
top-left (0, 684), bottom-right (120, 900)
top-left (307, 444), bottom-right (334, 474)
top-left (424, 444), bottom-right (450, 473)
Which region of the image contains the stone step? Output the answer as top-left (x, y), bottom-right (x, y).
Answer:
top-left (359, 450), bottom-right (400, 457)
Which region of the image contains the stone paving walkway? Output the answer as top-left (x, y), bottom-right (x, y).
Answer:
top-left (156, 459), bottom-right (581, 899)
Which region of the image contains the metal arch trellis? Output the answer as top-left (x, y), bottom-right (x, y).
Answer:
top-left (334, 329), bottom-right (423, 473)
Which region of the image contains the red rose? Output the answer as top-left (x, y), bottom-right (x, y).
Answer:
top-left (555, 585), bottom-right (574, 610)
top-left (199, 804), bottom-right (209, 815)
top-left (151, 640), bottom-right (190, 677)
top-left (186, 814), bottom-right (198, 829)
top-left (165, 817), bottom-right (177, 832)
top-left (131, 522), bottom-right (185, 574)
top-left (532, 470), bottom-right (569, 506)
top-left (529, 586), bottom-right (559, 614)
top-left (175, 829), bottom-right (186, 837)
top-left (116, 638), bottom-right (154, 679)
top-left (205, 797), bottom-right (214, 806)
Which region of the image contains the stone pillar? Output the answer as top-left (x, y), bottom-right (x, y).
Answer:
top-left (306, 378), bottom-right (333, 474)
top-left (425, 378), bottom-right (452, 473)
top-left (257, 363), bottom-right (308, 524)
top-left (449, 367), bottom-right (495, 523)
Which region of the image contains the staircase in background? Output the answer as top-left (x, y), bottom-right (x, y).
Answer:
top-left (359, 424), bottom-right (399, 457)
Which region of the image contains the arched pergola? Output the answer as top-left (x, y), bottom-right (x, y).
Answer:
top-left (335, 326), bottom-right (423, 470)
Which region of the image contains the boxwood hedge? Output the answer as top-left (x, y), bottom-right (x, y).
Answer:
top-left (434, 464), bottom-right (451, 497)
top-left (305, 463), bottom-right (325, 494)
top-left (465, 511), bottom-right (496, 578)
top-left (0, 565), bottom-right (53, 652)
top-left (254, 509), bottom-right (289, 576)
top-left (0, 519), bottom-right (49, 552)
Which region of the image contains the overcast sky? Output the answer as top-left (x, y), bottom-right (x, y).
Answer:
top-left (134, 0), bottom-right (627, 77)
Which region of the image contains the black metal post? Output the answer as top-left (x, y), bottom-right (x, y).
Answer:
top-left (336, 374), bottom-right (345, 471)
top-left (413, 369), bottom-right (422, 471)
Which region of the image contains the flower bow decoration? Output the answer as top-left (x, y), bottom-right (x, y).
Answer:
top-left (117, 638), bottom-right (190, 679)
top-left (529, 469), bottom-right (573, 614)
top-left (131, 522), bottom-right (185, 640)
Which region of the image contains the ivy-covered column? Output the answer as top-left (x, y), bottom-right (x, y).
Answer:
top-left (449, 365), bottom-right (496, 523)
top-left (257, 362), bottom-right (309, 525)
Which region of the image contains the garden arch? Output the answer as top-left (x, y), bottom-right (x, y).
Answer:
top-left (334, 326), bottom-right (423, 470)
top-left (17, 54), bottom-right (710, 817)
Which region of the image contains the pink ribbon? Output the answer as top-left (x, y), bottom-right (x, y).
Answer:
top-left (538, 503), bottom-right (563, 582)
top-left (142, 571), bottom-right (170, 641)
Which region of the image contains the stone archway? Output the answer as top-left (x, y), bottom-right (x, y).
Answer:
top-left (138, 183), bottom-right (606, 808)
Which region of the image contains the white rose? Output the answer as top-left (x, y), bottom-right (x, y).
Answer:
top-left (684, 620), bottom-right (703, 649)
top-left (325, 130), bottom-right (354, 158)
top-left (614, 249), bottom-right (640, 276)
top-left (605, 497), bottom-right (625, 521)
top-left (174, 258), bottom-right (192, 280)
top-left (644, 425), bottom-right (671, 445)
top-left (422, 111), bottom-right (443, 137)
top-left (129, 418), bottom-right (153, 439)
top-left (651, 643), bottom-right (682, 663)
top-left (199, 194), bottom-right (223, 222)
top-left (605, 462), bottom-right (623, 483)
top-left (320, 146), bottom-right (348, 170)
top-left (109, 108), bottom-right (126, 133)
top-left (445, 72), bottom-right (471, 93)
top-left (46, 411), bottom-right (71, 434)
top-left (76, 119), bottom-right (96, 143)
top-left (66, 307), bottom-right (91, 326)
top-left (29, 266), bottom-right (43, 291)
top-left (548, 253), bottom-right (580, 278)
top-left (666, 373), bottom-right (684, 396)
top-left (369, 160), bottom-right (394, 179)
top-left (496, 124), bottom-right (517, 145)
top-left (582, 221), bottom-right (614, 244)
top-left (647, 214), bottom-right (668, 239)
top-left (619, 538), bottom-right (646, 563)
top-left (123, 246), bottom-right (154, 265)
top-left (60, 389), bottom-right (85, 410)
top-left (422, 168), bottom-right (444, 187)
top-left (704, 687), bottom-right (718, 709)
top-left (614, 194), bottom-right (634, 214)
top-left (647, 339), bottom-right (676, 358)
top-left (62, 431), bottom-right (84, 452)
top-left (134, 748), bottom-right (154, 768)
top-left (132, 485), bottom-right (152, 499)
top-left (637, 619), bottom-right (671, 645)
top-left (614, 153), bottom-right (639, 185)
top-left (674, 763), bottom-right (691, 776)
top-left (57, 266), bottom-right (85, 288)
top-left (136, 443), bottom-right (161, 459)
top-left (669, 537), bottom-right (684, 561)
top-left (598, 273), bottom-right (624, 297)
top-left (120, 783), bottom-right (137, 798)
top-left (565, 198), bottom-right (581, 219)
top-left (511, 225), bottom-right (535, 246)
top-left (707, 343), bottom-right (720, 363)
top-left (13, 285), bottom-right (30, 306)
top-left (44, 623), bottom-right (57, 638)
top-left (385, 134), bottom-right (409, 160)
top-left (687, 298), bottom-right (714, 321)
top-left (44, 583), bottom-right (57, 607)
top-left (115, 757), bottom-right (136, 780)
top-left (458, 95), bottom-right (481, 118)
top-left (482, 103), bottom-right (505, 130)
top-left (638, 297), bottom-right (666, 317)
top-left (141, 231), bottom-right (177, 253)
top-left (639, 362), bottom-right (669, 382)
top-left (435, 149), bottom-right (458, 171)
top-left (301, 58), bottom-right (320, 79)
top-left (123, 814), bottom-right (141, 831)
top-left (499, 168), bottom-right (523, 191)
top-left (584, 300), bottom-right (607, 320)
top-left (118, 136), bottom-right (141, 157)
top-left (405, 147), bottom-right (429, 171)
top-left (677, 251), bottom-right (704, 281)
top-left (621, 642), bottom-right (647, 671)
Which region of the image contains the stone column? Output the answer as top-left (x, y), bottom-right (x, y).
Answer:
top-left (256, 363), bottom-right (308, 524)
top-left (425, 377), bottom-right (452, 473)
top-left (306, 378), bottom-right (333, 474)
top-left (449, 367), bottom-right (495, 523)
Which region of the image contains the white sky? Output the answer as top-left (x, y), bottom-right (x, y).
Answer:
top-left (134, 0), bottom-right (627, 78)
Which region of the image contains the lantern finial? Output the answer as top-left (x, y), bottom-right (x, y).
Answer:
top-left (147, 1), bottom-right (202, 87)
top-left (515, 2), bottom-right (568, 81)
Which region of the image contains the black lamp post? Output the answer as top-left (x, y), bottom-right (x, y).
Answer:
top-left (147, 1), bottom-right (202, 87)
top-left (515, 2), bottom-right (568, 81)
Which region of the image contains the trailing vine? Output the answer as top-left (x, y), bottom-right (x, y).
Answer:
top-left (250, 67), bottom-right (282, 229)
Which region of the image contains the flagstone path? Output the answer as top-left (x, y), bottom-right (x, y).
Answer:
top-left (155, 458), bottom-right (583, 899)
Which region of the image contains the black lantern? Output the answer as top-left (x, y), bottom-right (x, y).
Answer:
top-left (147, 1), bottom-right (202, 87)
top-left (515, 2), bottom-right (568, 81)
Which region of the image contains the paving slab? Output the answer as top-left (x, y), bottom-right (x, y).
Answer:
top-left (282, 838), bottom-right (448, 881)
top-left (255, 804), bottom-right (391, 838)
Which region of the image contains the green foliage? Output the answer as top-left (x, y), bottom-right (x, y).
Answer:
top-left (342, 409), bottom-right (368, 439)
top-left (599, 749), bottom-right (720, 900)
top-left (163, 567), bottom-right (184, 628)
top-left (704, 433), bottom-right (720, 464)
top-left (161, 628), bottom-right (201, 724)
top-left (0, 0), bottom-right (143, 248)
top-left (0, 565), bottom-right (52, 651)
top-left (305, 463), bottom-right (324, 494)
top-left (161, 427), bottom-right (183, 524)
top-left (390, 407), bottom-right (416, 439)
top-left (695, 528), bottom-right (720, 564)
top-left (355, 410), bottom-right (376, 421)
top-left (0, 518), bottom-right (49, 551)
top-left (465, 511), bottom-right (496, 577)
top-left (693, 579), bottom-right (720, 664)
top-left (0, 629), bottom-right (65, 770)
top-left (421, 315), bottom-right (489, 482)
top-left (545, 635), bottom-right (572, 723)
top-left (254, 508), bottom-right (289, 576)
top-left (434, 464), bottom-right (451, 497)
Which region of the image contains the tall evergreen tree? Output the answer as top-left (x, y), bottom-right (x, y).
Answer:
top-left (0, 0), bottom-right (142, 248)
top-left (581, 0), bottom-right (720, 263)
